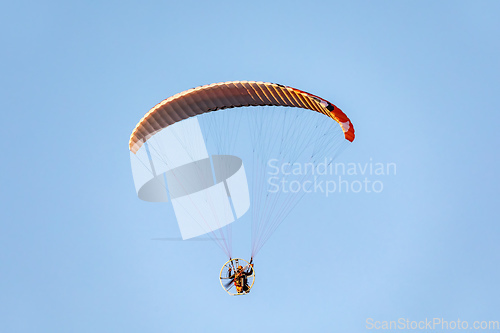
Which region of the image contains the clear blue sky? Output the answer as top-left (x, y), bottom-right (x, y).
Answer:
top-left (1, 1), bottom-right (499, 332)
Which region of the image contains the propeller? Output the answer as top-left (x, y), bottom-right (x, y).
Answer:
top-left (224, 279), bottom-right (234, 289)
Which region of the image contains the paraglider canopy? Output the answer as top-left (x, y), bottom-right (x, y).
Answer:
top-left (129, 81), bottom-right (354, 154)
